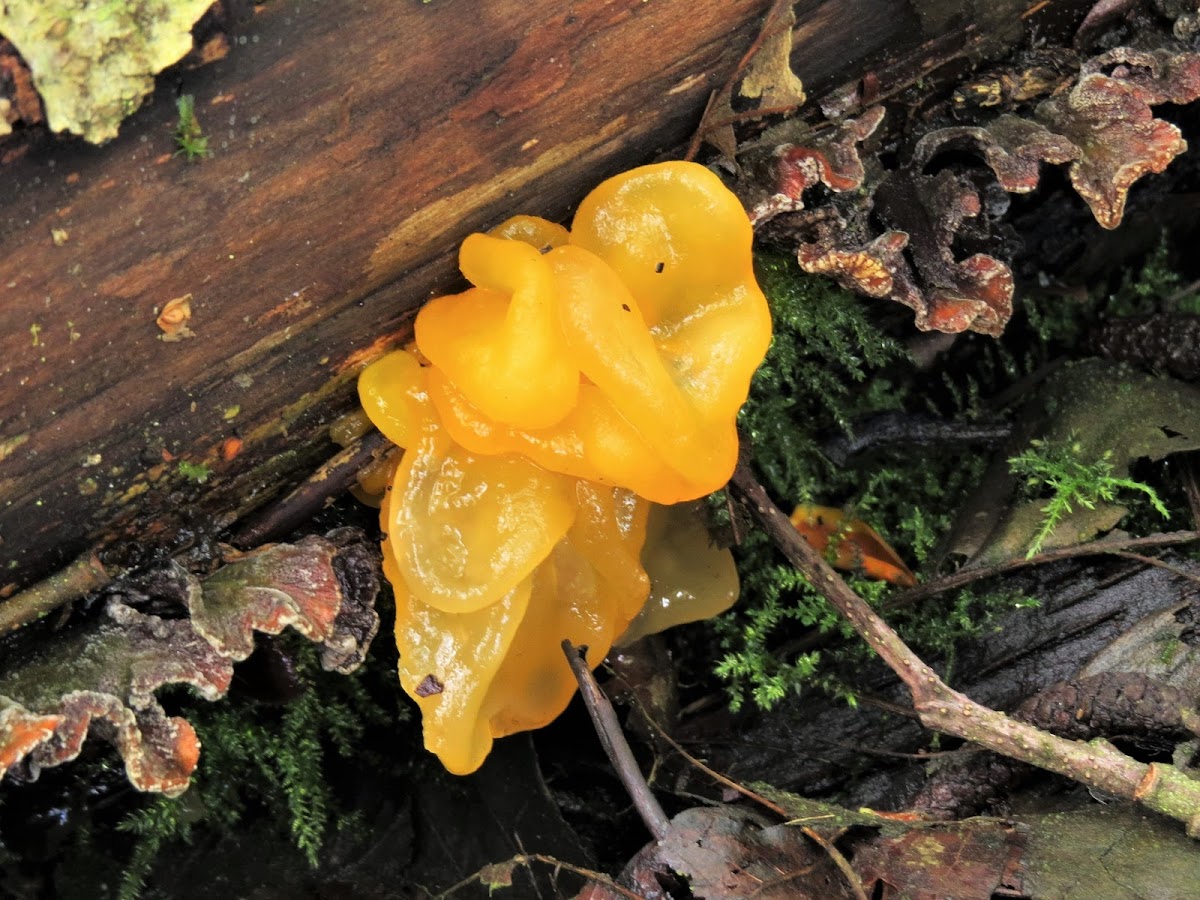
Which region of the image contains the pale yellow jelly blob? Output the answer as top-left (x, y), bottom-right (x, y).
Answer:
top-left (363, 348), bottom-right (578, 615)
top-left (357, 349), bottom-right (430, 450)
top-left (488, 214), bottom-right (570, 250)
top-left (617, 501), bottom-right (740, 646)
top-left (328, 408), bottom-right (374, 448)
top-left (482, 483), bottom-right (652, 739)
top-left (357, 161), bottom-right (767, 776)
top-left (415, 234), bottom-right (578, 430)
top-left (349, 453), bottom-right (396, 508)
top-left (427, 369), bottom-right (700, 504)
top-left (394, 568), bottom-right (534, 776)
top-left (390, 474), bottom-right (654, 774)
top-left (569, 162), bottom-right (772, 488)
top-left (387, 426), bottom-right (578, 615)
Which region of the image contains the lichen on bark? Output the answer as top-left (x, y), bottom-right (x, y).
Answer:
top-left (0, 0), bottom-right (214, 143)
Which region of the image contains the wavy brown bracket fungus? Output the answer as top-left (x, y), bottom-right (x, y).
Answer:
top-left (742, 28), bottom-right (1200, 337)
top-left (746, 106), bottom-right (886, 227)
top-left (0, 528), bottom-right (379, 796)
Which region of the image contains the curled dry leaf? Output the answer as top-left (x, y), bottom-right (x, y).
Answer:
top-left (585, 806), bottom-right (858, 900)
top-left (915, 46), bottom-right (1200, 230)
top-left (701, 2), bottom-right (807, 159)
top-left (798, 225), bottom-right (908, 299)
top-left (874, 170), bottom-right (1013, 336)
top-left (758, 37), bottom-right (1200, 338)
top-left (1083, 45), bottom-right (1200, 104)
top-left (0, 530), bottom-right (380, 796)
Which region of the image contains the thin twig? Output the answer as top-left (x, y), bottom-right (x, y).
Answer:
top-left (886, 530), bottom-right (1200, 609)
top-left (562, 640), bottom-right (671, 841)
top-left (230, 429), bottom-right (392, 548)
top-left (0, 549), bottom-right (112, 633)
top-left (1105, 551), bottom-right (1200, 586)
top-left (792, 825), bottom-right (869, 900)
top-left (616, 681), bottom-right (786, 818)
top-left (729, 461), bottom-right (1200, 838)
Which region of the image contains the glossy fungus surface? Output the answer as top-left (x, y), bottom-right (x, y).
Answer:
top-left (359, 162), bottom-right (768, 773)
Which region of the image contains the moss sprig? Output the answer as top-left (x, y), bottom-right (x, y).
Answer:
top-left (173, 94), bottom-right (211, 162)
top-left (1008, 435), bottom-right (1170, 558)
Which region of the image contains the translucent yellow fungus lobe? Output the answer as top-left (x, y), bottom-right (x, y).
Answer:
top-left (358, 161), bottom-right (772, 774)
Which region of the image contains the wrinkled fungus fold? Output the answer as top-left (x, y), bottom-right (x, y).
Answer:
top-left (360, 162), bottom-right (769, 773)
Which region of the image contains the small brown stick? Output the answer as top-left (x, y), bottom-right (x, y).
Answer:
top-left (1106, 550), bottom-right (1200, 586)
top-left (0, 549), bottom-right (111, 633)
top-left (230, 429), bottom-right (391, 548)
top-left (729, 461), bottom-right (1200, 838)
top-left (563, 640), bottom-right (671, 841)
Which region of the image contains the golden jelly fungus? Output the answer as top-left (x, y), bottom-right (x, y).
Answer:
top-left (359, 162), bottom-right (768, 773)
top-left (416, 161), bottom-right (772, 503)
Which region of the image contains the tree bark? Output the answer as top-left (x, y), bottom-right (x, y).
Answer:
top-left (0, 0), bottom-right (1089, 598)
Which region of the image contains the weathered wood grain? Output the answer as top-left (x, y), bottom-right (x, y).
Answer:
top-left (0, 0), bottom-right (1080, 598)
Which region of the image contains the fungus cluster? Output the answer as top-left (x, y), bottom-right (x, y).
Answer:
top-left (359, 162), bottom-right (770, 774)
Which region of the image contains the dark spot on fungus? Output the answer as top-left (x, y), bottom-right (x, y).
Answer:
top-left (415, 674), bottom-right (444, 697)
top-left (655, 261), bottom-right (665, 273)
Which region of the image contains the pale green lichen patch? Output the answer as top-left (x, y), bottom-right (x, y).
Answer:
top-left (0, 0), bottom-right (213, 144)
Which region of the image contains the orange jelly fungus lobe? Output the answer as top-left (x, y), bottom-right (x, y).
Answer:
top-left (359, 162), bottom-right (771, 774)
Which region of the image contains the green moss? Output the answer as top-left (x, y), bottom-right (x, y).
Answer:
top-left (1104, 233), bottom-right (1188, 318)
top-left (173, 94), bottom-right (211, 162)
top-left (176, 460), bottom-right (210, 483)
top-left (1008, 433), bottom-right (1169, 557)
top-left (113, 638), bottom-right (400, 899)
top-left (712, 252), bottom-right (1034, 711)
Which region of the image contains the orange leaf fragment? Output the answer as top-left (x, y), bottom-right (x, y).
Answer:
top-left (789, 504), bottom-right (917, 586)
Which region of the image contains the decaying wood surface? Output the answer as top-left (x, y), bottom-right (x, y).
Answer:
top-left (0, 0), bottom-right (1085, 599)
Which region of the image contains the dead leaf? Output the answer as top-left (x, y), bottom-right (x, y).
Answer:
top-left (749, 107), bottom-right (885, 225)
top-left (738, 5), bottom-right (806, 111)
top-left (613, 806), bottom-right (857, 900)
top-left (913, 114), bottom-right (1080, 194)
top-left (854, 819), bottom-right (1027, 900)
top-left (701, 2), bottom-right (806, 159)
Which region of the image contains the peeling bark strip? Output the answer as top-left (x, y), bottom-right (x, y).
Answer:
top-left (0, 0), bottom-right (1081, 600)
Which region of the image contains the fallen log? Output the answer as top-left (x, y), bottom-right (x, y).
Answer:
top-left (0, 0), bottom-right (1087, 602)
